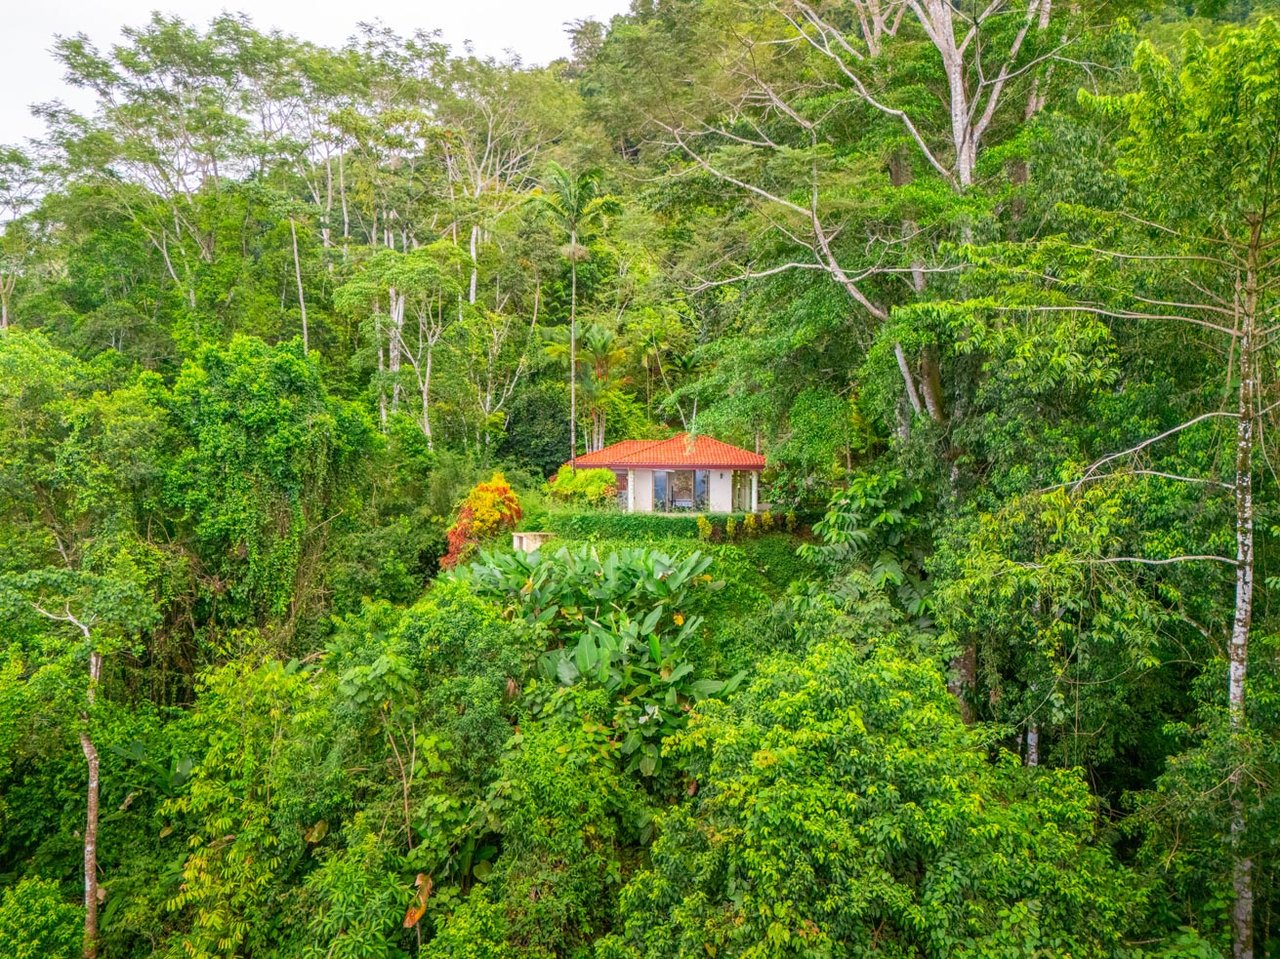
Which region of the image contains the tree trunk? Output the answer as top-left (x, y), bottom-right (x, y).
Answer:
top-left (948, 643), bottom-right (976, 723)
top-left (1229, 241), bottom-right (1258, 959)
top-left (388, 289), bottom-right (404, 414)
top-left (569, 237), bottom-right (578, 472)
top-left (886, 151), bottom-right (934, 421)
top-left (894, 343), bottom-right (924, 416)
top-left (0, 273), bottom-right (14, 329)
top-left (339, 150), bottom-right (350, 250)
top-left (322, 157), bottom-right (334, 250)
top-left (81, 646), bottom-right (102, 959)
top-left (592, 408), bottom-right (605, 452)
top-left (290, 219), bottom-right (309, 354)
top-left (469, 223), bottom-right (479, 305)
top-left (920, 352), bottom-right (946, 423)
top-left (936, 26), bottom-right (976, 190)
top-left (377, 314), bottom-right (388, 429)
top-left (422, 345), bottom-right (434, 450)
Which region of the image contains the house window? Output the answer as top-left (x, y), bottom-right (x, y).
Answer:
top-left (653, 469), bottom-right (710, 511)
top-left (614, 469), bottom-right (628, 508)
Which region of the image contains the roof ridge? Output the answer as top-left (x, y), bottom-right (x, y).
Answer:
top-left (566, 432), bottom-right (764, 471)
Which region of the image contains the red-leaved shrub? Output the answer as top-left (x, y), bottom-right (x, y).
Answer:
top-left (440, 473), bottom-right (522, 569)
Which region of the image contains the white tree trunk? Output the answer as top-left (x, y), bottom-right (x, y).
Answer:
top-left (388, 289), bottom-right (404, 414)
top-left (1229, 251), bottom-right (1257, 959)
top-left (290, 219), bottom-right (309, 354)
top-left (469, 223), bottom-right (479, 305)
top-left (339, 150), bottom-right (350, 247)
top-left (0, 273), bottom-right (14, 329)
top-left (376, 314), bottom-right (388, 429)
top-left (421, 345), bottom-right (434, 450)
top-left (80, 649), bottom-right (102, 959)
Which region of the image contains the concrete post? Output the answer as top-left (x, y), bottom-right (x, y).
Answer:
top-left (750, 472), bottom-right (758, 513)
top-left (627, 469), bottom-right (635, 512)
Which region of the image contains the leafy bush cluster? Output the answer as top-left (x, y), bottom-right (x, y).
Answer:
top-left (0, 879), bottom-right (82, 959)
top-left (698, 509), bottom-right (797, 542)
top-left (440, 473), bottom-right (523, 569)
top-left (547, 466), bottom-right (619, 507)
top-left (601, 638), bottom-right (1142, 959)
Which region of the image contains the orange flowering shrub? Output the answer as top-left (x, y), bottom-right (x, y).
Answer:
top-left (441, 473), bottom-right (523, 569)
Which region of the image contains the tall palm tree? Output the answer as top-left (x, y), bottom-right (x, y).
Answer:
top-left (579, 324), bottom-right (629, 452)
top-left (526, 162), bottom-right (620, 470)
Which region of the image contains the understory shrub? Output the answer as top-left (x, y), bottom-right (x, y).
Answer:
top-left (0, 878), bottom-right (82, 959)
top-left (602, 639), bottom-right (1144, 959)
top-left (399, 579), bottom-right (533, 786)
top-left (441, 473), bottom-right (522, 568)
top-left (548, 466), bottom-right (619, 507)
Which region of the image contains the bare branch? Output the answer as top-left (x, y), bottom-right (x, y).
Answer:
top-left (997, 303), bottom-right (1237, 337)
top-left (1088, 555), bottom-right (1238, 567)
top-left (780, 2), bottom-right (956, 184)
top-left (1074, 410), bottom-right (1238, 489)
top-left (689, 260), bottom-right (828, 291)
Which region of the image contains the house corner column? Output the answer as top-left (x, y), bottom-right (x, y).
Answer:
top-left (750, 472), bottom-right (758, 513)
top-left (627, 469), bottom-right (635, 512)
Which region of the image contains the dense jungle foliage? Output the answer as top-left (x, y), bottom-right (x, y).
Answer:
top-left (3, 1), bottom-right (1280, 956)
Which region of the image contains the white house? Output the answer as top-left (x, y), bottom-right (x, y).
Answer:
top-left (568, 433), bottom-right (765, 513)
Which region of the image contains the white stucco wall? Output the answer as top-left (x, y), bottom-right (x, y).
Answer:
top-left (709, 469), bottom-right (733, 513)
top-left (631, 469), bottom-right (654, 512)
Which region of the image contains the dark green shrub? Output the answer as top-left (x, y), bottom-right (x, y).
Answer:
top-left (735, 533), bottom-right (817, 593)
top-left (398, 580), bottom-right (533, 786)
top-left (495, 380), bottom-right (571, 478)
top-left (544, 511), bottom-right (780, 542)
top-left (326, 511), bottom-right (445, 613)
top-left (491, 714), bottom-right (648, 953)
top-left (545, 511), bottom-right (703, 540)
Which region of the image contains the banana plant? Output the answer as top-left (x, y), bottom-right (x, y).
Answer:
top-left (454, 544), bottom-right (740, 776)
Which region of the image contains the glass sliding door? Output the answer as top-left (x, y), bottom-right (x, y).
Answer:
top-left (670, 470), bottom-right (695, 509)
top-left (652, 470), bottom-right (668, 511)
top-left (694, 469), bottom-right (709, 510)
top-left (732, 471), bottom-right (751, 511)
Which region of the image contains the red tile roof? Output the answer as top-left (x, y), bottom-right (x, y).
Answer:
top-left (568, 433), bottom-right (765, 471)
top-left (573, 440), bottom-right (664, 468)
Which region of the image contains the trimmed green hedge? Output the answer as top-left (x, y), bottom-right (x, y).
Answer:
top-left (544, 511), bottom-right (703, 539)
top-left (540, 510), bottom-right (809, 542)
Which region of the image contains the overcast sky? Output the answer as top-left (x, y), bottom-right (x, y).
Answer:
top-left (3, 1), bottom-right (632, 144)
